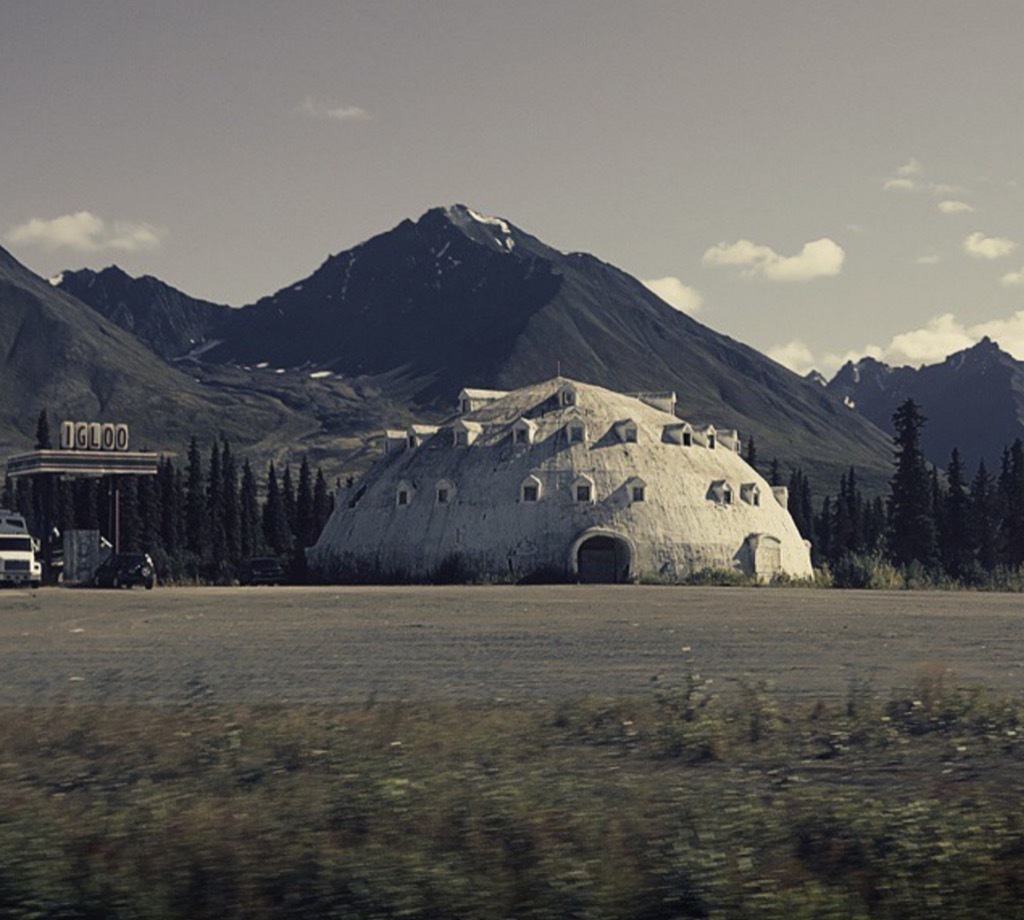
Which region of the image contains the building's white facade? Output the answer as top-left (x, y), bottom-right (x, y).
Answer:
top-left (309, 378), bottom-right (814, 583)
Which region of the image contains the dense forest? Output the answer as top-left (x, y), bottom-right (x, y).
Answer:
top-left (9, 400), bottom-right (1024, 588)
top-left (3, 411), bottom-right (335, 584)
top-left (771, 397), bottom-right (1024, 588)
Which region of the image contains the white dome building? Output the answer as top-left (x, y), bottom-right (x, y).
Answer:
top-left (309, 378), bottom-right (813, 583)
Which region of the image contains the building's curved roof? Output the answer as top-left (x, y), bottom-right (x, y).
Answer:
top-left (309, 377), bottom-right (813, 582)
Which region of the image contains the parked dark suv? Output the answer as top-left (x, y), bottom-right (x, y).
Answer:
top-left (241, 556), bottom-right (285, 586)
top-left (93, 552), bottom-right (156, 590)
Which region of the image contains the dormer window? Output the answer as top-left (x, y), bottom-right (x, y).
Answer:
top-left (512, 418), bottom-right (537, 446)
top-left (572, 474), bottom-right (595, 503)
top-left (570, 425), bottom-right (585, 443)
top-left (452, 419), bottom-right (482, 447)
top-left (627, 476), bottom-right (647, 503)
top-left (436, 479), bottom-right (456, 505)
top-left (559, 383), bottom-right (578, 407)
top-left (614, 419), bottom-right (639, 444)
top-left (740, 483), bottom-right (761, 506)
top-left (520, 474), bottom-right (542, 503)
top-left (406, 425), bottom-right (438, 448)
top-left (708, 480), bottom-right (734, 506)
top-left (396, 480), bottom-right (415, 507)
top-left (663, 423), bottom-right (693, 447)
top-left (703, 426), bottom-right (717, 450)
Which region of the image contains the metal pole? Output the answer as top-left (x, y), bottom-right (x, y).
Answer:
top-left (114, 479), bottom-right (121, 554)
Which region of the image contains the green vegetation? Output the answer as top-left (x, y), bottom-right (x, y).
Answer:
top-left (3, 416), bottom-right (335, 584)
top-left (1, 671), bottom-right (1022, 918)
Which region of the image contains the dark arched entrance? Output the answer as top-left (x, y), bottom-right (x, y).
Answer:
top-left (576, 534), bottom-right (631, 584)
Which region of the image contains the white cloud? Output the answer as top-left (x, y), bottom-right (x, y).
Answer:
top-left (4, 211), bottom-right (163, 253)
top-left (296, 96), bottom-right (371, 121)
top-left (883, 177), bottom-right (918, 192)
top-left (766, 340), bottom-right (816, 375)
top-left (963, 231), bottom-right (1017, 260)
top-left (883, 158), bottom-right (924, 191)
top-left (916, 254), bottom-right (941, 265)
top-left (780, 310), bottom-right (1024, 380)
top-left (642, 276), bottom-right (702, 314)
top-left (937, 199), bottom-right (974, 214)
top-left (885, 313), bottom-right (975, 365)
top-left (882, 159), bottom-right (966, 198)
top-left (1000, 267), bottom-right (1024, 286)
top-left (702, 237), bottom-right (845, 282)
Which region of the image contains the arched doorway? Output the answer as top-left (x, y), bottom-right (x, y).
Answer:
top-left (574, 533), bottom-right (632, 583)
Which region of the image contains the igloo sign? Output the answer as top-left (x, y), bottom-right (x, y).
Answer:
top-left (59, 420), bottom-right (130, 452)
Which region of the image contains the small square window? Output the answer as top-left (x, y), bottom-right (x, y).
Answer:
top-left (522, 485), bottom-right (538, 502)
top-left (570, 426), bottom-right (584, 442)
top-left (683, 432), bottom-right (692, 447)
top-left (397, 490), bottom-right (409, 506)
top-left (576, 485), bottom-right (592, 502)
top-left (455, 431), bottom-right (468, 446)
top-left (514, 428), bottom-right (528, 444)
top-left (632, 487), bottom-right (645, 502)
top-left (625, 428), bottom-right (637, 443)
top-left (437, 488), bottom-right (449, 504)
top-left (723, 489), bottom-right (732, 505)
top-left (562, 391), bottom-right (575, 406)
top-left (408, 436), bottom-right (417, 448)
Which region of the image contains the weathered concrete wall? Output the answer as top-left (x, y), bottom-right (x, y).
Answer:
top-left (310, 378), bottom-right (814, 582)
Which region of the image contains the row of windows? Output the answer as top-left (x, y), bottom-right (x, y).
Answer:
top-left (395, 480), bottom-right (764, 509)
top-left (394, 477), bottom-right (646, 507)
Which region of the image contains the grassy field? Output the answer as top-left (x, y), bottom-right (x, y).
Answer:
top-left (1, 585), bottom-right (1023, 917)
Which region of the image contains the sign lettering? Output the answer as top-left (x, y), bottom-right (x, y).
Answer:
top-left (59, 420), bottom-right (130, 452)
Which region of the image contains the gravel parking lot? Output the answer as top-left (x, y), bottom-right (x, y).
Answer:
top-left (1, 584), bottom-right (1022, 704)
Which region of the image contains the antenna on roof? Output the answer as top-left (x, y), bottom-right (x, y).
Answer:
top-left (556, 360), bottom-right (561, 378)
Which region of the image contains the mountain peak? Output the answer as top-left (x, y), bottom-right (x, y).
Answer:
top-left (415, 204), bottom-right (562, 262)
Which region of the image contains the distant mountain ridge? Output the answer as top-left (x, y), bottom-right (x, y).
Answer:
top-left (826, 337), bottom-right (1024, 472)
top-left (43, 204), bottom-right (897, 491)
top-left (54, 265), bottom-right (231, 359)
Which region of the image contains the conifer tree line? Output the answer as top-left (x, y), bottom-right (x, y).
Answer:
top-left (2, 411), bottom-right (335, 583)
top-left (765, 398), bottom-right (1024, 587)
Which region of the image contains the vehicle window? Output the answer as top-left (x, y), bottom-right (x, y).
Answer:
top-left (0, 536), bottom-right (31, 552)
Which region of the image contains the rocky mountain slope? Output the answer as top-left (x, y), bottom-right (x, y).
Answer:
top-left (0, 246), bottom-right (396, 475)
top-left (44, 205), bottom-right (896, 492)
top-left (826, 338), bottom-right (1024, 472)
top-left (54, 265), bottom-right (231, 359)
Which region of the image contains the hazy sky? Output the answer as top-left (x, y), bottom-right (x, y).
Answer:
top-left (5, 0), bottom-right (1024, 377)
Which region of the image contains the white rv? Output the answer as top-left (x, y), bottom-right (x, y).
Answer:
top-left (0, 510), bottom-right (42, 588)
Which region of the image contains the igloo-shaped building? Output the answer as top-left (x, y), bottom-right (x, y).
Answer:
top-left (308, 378), bottom-right (813, 583)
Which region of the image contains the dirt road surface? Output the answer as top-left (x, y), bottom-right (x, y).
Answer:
top-left (0, 585), bottom-right (1022, 704)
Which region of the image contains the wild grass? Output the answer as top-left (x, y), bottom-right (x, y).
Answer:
top-left (1, 670), bottom-right (1022, 918)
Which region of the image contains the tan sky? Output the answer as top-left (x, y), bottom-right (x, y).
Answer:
top-left (4, 0), bottom-right (1024, 377)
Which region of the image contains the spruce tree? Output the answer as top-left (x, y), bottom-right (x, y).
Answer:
top-left (743, 436), bottom-right (757, 472)
top-left (1001, 439), bottom-right (1024, 568)
top-left (239, 459), bottom-right (262, 559)
top-left (184, 436), bottom-right (207, 561)
top-left (207, 440), bottom-right (226, 569)
top-left (282, 464), bottom-right (298, 541)
top-left (295, 456), bottom-right (314, 547)
top-left (938, 448), bottom-right (971, 580)
top-left (969, 459), bottom-right (998, 573)
top-left (262, 462), bottom-right (291, 556)
top-left (888, 399), bottom-right (938, 569)
top-left (34, 409), bottom-right (52, 449)
top-left (312, 468), bottom-right (333, 540)
top-left (221, 438), bottom-right (240, 566)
